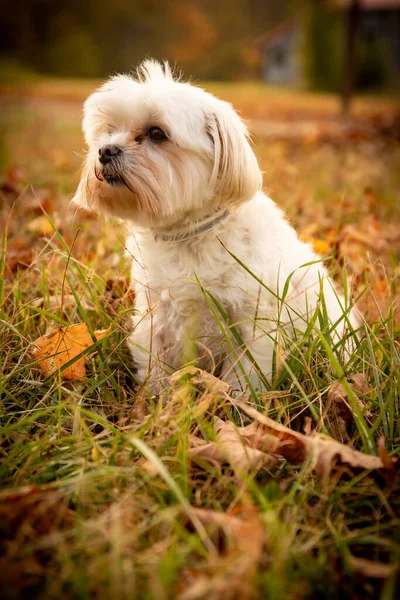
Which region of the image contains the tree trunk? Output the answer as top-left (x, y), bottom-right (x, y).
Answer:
top-left (341, 0), bottom-right (361, 117)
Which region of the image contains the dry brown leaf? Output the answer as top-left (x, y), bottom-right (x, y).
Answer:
top-left (171, 367), bottom-right (232, 418)
top-left (171, 366), bottom-right (231, 396)
top-left (234, 400), bottom-right (396, 480)
top-left (0, 485), bottom-right (73, 592)
top-left (104, 277), bottom-right (135, 311)
top-left (338, 216), bottom-right (400, 278)
top-left (339, 239), bottom-right (369, 274)
top-left (190, 417), bottom-right (276, 473)
top-left (347, 555), bottom-right (395, 579)
top-left (180, 507), bottom-right (264, 600)
top-left (238, 421), bottom-right (283, 455)
top-left (0, 485), bottom-right (72, 538)
top-left (326, 373), bottom-right (371, 442)
top-left (357, 278), bottom-right (399, 324)
top-left (341, 222), bottom-right (385, 252)
top-left (341, 216), bottom-right (400, 254)
top-left (5, 246), bottom-right (34, 276)
top-left (31, 323), bottom-right (110, 379)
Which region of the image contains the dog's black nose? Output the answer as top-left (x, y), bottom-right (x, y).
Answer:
top-left (98, 144), bottom-right (121, 165)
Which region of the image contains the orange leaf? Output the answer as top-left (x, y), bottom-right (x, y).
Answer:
top-left (31, 324), bottom-right (110, 380)
top-left (311, 238), bottom-right (331, 255)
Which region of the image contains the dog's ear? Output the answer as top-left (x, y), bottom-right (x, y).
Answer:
top-left (207, 105), bottom-right (262, 206)
top-left (71, 177), bottom-right (88, 209)
top-left (71, 160), bottom-right (95, 211)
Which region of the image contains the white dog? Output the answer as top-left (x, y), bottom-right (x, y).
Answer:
top-left (73, 60), bottom-right (358, 392)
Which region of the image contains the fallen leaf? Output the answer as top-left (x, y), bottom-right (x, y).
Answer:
top-left (338, 216), bottom-right (400, 277)
top-left (0, 485), bottom-right (73, 592)
top-left (3, 166), bottom-right (24, 186)
top-left (310, 238), bottom-right (331, 255)
top-left (0, 167), bottom-right (24, 202)
top-left (234, 400), bottom-right (397, 481)
top-left (377, 436), bottom-right (396, 473)
top-left (347, 555), bottom-right (395, 579)
top-left (339, 239), bottom-right (369, 274)
top-left (180, 506), bottom-right (264, 600)
top-left (357, 278), bottom-right (399, 324)
top-left (190, 417), bottom-right (276, 473)
top-left (341, 216), bottom-right (400, 253)
top-left (170, 366), bottom-right (232, 418)
top-left (238, 421), bottom-right (282, 455)
top-left (4, 246), bottom-right (34, 275)
top-left (104, 277), bottom-right (135, 311)
top-left (325, 373), bottom-right (371, 442)
top-left (27, 215), bottom-right (55, 236)
top-left (105, 277), bottom-right (131, 298)
top-left (21, 187), bottom-right (56, 214)
top-left (170, 366), bottom-right (231, 397)
top-left (0, 485), bottom-right (71, 538)
top-left (31, 323), bottom-right (110, 379)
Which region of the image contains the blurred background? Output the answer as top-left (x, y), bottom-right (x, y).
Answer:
top-left (1, 0), bottom-right (400, 102)
top-left (0, 0), bottom-right (399, 324)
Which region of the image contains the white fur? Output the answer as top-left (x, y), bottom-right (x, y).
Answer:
top-left (73, 60), bottom-right (359, 392)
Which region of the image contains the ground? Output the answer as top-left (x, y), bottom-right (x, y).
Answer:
top-left (0, 80), bottom-right (400, 599)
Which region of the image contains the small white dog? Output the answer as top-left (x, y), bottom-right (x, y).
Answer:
top-left (73, 60), bottom-right (358, 392)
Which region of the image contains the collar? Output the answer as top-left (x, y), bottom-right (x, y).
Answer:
top-left (153, 208), bottom-right (230, 242)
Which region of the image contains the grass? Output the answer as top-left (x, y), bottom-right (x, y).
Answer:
top-left (0, 81), bottom-right (400, 599)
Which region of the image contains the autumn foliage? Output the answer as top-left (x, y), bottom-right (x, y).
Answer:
top-left (1, 81), bottom-right (400, 598)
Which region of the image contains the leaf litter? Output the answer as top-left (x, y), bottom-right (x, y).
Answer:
top-left (190, 417), bottom-right (277, 474)
top-left (325, 373), bottom-right (372, 442)
top-left (2, 92), bottom-right (400, 597)
top-left (180, 505), bottom-right (264, 600)
top-left (0, 485), bottom-right (73, 591)
top-left (180, 368), bottom-right (397, 482)
top-left (234, 399), bottom-right (397, 481)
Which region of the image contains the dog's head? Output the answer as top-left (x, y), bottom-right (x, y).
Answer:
top-left (73, 60), bottom-right (262, 228)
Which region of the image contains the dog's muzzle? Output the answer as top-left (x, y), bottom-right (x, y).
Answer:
top-left (97, 144), bottom-right (125, 186)
top-left (98, 144), bottom-right (122, 165)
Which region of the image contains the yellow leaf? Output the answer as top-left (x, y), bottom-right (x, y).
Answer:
top-left (27, 215), bottom-right (54, 236)
top-left (311, 238), bottom-right (330, 255)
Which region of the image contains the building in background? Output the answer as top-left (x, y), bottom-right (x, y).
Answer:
top-left (255, 21), bottom-right (301, 86)
top-left (256, 0), bottom-right (400, 89)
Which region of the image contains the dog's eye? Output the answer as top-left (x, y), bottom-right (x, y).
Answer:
top-left (148, 127), bottom-right (167, 142)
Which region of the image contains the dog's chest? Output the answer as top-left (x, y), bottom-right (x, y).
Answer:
top-left (142, 238), bottom-right (245, 304)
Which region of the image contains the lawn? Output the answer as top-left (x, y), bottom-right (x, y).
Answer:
top-left (1, 80), bottom-right (400, 599)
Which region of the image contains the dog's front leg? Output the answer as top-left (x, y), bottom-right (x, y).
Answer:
top-left (128, 305), bottom-right (176, 394)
